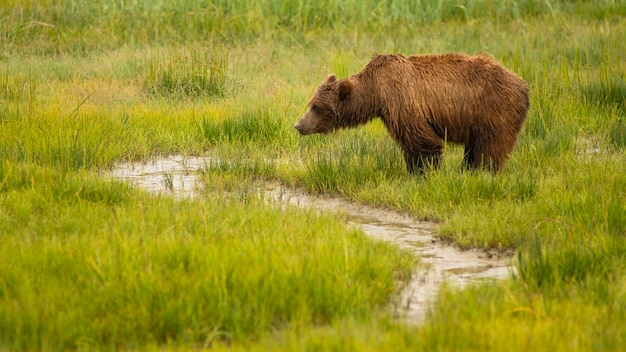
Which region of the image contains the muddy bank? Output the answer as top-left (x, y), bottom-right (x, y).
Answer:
top-left (108, 155), bottom-right (515, 323)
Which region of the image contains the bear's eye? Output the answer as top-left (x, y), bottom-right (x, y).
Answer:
top-left (309, 104), bottom-right (334, 120)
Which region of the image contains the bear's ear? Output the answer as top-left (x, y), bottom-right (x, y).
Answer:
top-left (337, 79), bottom-right (353, 100)
top-left (325, 74), bottom-right (337, 83)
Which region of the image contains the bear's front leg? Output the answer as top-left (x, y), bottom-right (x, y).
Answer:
top-left (403, 151), bottom-right (441, 174)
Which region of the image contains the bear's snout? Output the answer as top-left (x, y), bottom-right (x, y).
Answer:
top-left (294, 116), bottom-right (313, 135)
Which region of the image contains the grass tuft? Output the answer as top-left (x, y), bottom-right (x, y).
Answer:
top-left (0, 69), bottom-right (37, 120)
top-left (518, 234), bottom-right (626, 290)
top-left (200, 108), bottom-right (294, 148)
top-left (582, 79), bottom-right (626, 116)
top-left (608, 118), bottom-right (626, 149)
top-left (144, 46), bottom-right (233, 100)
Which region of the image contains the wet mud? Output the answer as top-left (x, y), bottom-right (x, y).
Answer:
top-left (108, 155), bottom-right (515, 323)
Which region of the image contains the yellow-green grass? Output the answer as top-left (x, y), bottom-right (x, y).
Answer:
top-left (1, 0), bottom-right (625, 350)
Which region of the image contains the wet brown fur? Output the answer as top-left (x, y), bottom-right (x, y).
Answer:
top-left (294, 53), bottom-right (530, 173)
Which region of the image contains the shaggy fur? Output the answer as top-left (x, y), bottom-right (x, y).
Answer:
top-left (294, 53), bottom-right (530, 173)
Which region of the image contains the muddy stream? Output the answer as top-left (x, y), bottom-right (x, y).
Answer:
top-left (108, 155), bottom-right (515, 323)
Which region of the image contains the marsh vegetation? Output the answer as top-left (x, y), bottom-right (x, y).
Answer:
top-left (1, 0), bottom-right (625, 350)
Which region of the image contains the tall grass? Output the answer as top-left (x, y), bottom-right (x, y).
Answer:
top-left (3, 0), bottom-right (624, 54)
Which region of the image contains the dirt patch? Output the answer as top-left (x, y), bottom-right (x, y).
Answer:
top-left (108, 155), bottom-right (515, 323)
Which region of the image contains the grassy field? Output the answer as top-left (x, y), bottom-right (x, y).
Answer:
top-left (1, 0), bottom-right (625, 350)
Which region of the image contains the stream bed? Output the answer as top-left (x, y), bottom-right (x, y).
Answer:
top-left (108, 154), bottom-right (515, 322)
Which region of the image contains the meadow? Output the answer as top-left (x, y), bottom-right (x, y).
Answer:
top-left (1, 0), bottom-right (625, 350)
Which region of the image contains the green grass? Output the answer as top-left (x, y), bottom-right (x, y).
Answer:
top-left (0, 162), bottom-right (415, 350)
top-left (1, 0), bottom-right (626, 350)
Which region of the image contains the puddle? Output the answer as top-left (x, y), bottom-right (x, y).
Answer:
top-left (108, 155), bottom-right (213, 198)
top-left (108, 155), bottom-right (515, 323)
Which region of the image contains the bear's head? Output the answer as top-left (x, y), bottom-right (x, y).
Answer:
top-left (294, 74), bottom-right (353, 135)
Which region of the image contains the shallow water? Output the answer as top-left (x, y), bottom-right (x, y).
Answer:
top-left (108, 155), bottom-right (213, 198)
top-left (108, 155), bottom-right (515, 323)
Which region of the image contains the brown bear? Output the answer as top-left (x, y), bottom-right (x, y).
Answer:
top-left (294, 53), bottom-right (529, 173)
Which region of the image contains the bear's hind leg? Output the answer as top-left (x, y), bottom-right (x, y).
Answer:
top-left (465, 140), bottom-right (512, 172)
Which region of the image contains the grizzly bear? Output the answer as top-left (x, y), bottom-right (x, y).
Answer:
top-left (294, 53), bottom-right (529, 173)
